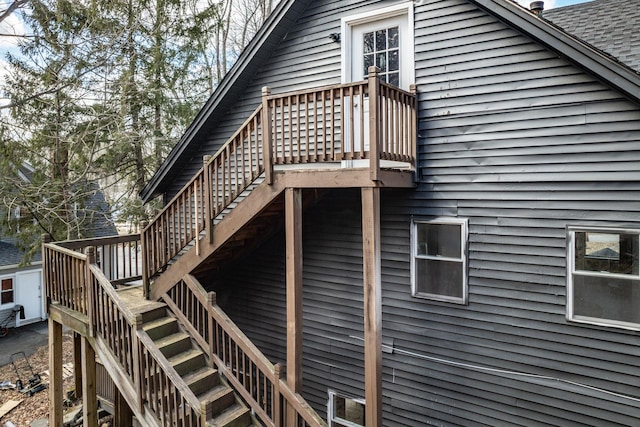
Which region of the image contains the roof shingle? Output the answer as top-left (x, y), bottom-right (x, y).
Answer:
top-left (545, 0), bottom-right (640, 72)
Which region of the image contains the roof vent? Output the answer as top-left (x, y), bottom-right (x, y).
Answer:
top-left (530, 1), bottom-right (544, 16)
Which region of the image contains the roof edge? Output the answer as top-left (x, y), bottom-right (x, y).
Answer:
top-left (141, 0), bottom-right (304, 202)
top-left (469, 0), bottom-right (640, 103)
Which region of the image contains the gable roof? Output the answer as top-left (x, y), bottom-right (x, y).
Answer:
top-left (0, 174), bottom-right (117, 267)
top-left (0, 238), bottom-right (42, 267)
top-left (142, 0), bottom-right (640, 203)
top-left (544, 0), bottom-right (640, 73)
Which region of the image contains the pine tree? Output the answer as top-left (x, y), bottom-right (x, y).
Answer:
top-left (0, 0), bottom-right (278, 259)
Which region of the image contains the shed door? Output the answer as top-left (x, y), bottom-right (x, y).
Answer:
top-left (15, 270), bottom-right (44, 326)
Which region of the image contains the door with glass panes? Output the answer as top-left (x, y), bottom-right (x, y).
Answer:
top-left (344, 12), bottom-right (411, 155)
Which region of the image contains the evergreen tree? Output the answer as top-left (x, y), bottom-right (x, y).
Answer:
top-left (0, 0), bottom-right (277, 259)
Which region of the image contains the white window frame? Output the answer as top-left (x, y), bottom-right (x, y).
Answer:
top-left (341, 2), bottom-right (415, 90)
top-left (411, 217), bottom-right (469, 304)
top-left (0, 275), bottom-right (15, 308)
top-left (567, 225), bottom-right (640, 331)
top-left (328, 390), bottom-right (365, 427)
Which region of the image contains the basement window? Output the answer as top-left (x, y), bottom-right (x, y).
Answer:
top-left (568, 226), bottom-right (640, 330)
top-left (1, 277), bottom-right (15, 306)
top-left (328, 391), bottom-right (365, 427)
top-left (411, 218), bottom-right (468, 304)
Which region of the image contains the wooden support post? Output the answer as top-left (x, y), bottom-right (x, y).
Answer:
top-left (261, 86), bottom-right (273, 185)
top-left (81, 337), bottom-right (98, 427)
top-left (208, 292), bottom-right (217, 357)
top-left (409, 84), bottom-right (418, 177)
top-left (274, 363), bottom-right (284, 427)
top-left (368, 66), bottom-right (381, 182)
top-left (73, 333), bottom-right (83, 399)
top-left (203, 155), bottom-right (213, 244)
top-left (42, 234), bottom-right (52, 311)
top-left (48, 318), bottom-right (63, 427)
top-left (285, 188), bottom-right (303, 424)
top-left (114, 385), bottom-right (133, 427)
top-left (361, 187), bottom-right (382, 427)
top-left (132, 314), bottom-right (144, 414)
top-left (86, 247), bottom-right (96, 336)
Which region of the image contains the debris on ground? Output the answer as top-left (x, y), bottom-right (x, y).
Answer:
top-left (0, 332), bottom-right (114, 427)
top-left (0, 333), bottom-right (73, 426)
top-left (0, 400), bottom-right (23, 418)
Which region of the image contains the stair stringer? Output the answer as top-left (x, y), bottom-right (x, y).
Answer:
top-left (149, 173), bottom-right (287, 301)
top-left (158, 273), bottom-right (328, 427)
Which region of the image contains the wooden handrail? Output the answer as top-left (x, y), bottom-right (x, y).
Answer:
top-left (136, 330), bottom-right (204, 425)
top-left (162, 274), bottom-right (327, 427)
top-left (48, 235), bottom-right (144, 285)
top-left (56, 233), bottom-right (140, 249)
top-left (88, 264), bottom-right (137, 322)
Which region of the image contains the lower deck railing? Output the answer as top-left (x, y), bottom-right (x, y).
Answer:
top-left (43, 237), bottom-right (327, 427)
top-left (44, 238), bottom-right (205, 426)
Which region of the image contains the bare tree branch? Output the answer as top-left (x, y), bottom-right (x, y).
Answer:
top-left (0, 0), bottom-right (28, 27)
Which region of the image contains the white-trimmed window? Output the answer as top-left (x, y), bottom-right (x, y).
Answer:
top-left (1, 277), bottom-right (15, 306)
top-left (328, 391), bottom-right (365, 427)
top-left (411, 218), bottom-right (468, 304)
top-left (567, 226), bottom-right (640, 330)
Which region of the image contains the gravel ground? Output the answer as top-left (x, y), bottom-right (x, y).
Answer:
top-left (0, 332), bottom-right (113, 427)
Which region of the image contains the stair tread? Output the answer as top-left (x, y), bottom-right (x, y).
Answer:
top-left (198, 383), bottom-right (232, 403)
top-left (168, 348), bottom-right (204, 364)
top-left (211, 403), bottom-right (250, 425)
top-left (183, 366), bottom-right (217, 385)
top-left (143, 316), bottom-right (176, 330)
top-left (155, 331), bottom-right (190, 346)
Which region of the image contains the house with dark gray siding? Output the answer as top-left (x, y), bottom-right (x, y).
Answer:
top-left (43, 0), bottom-right (640, 426)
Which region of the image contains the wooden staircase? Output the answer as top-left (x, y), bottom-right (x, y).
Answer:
top-left (141, 306), bottom-right (253, 427)
top-left (43, 71), bottom-right (416, 427)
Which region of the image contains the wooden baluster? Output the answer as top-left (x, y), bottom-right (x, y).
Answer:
top-left (368, 66), bottom-right (381, 181)
top-left (262, 86), bottom-right (273, 184)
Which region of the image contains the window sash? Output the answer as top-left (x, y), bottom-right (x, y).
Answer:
top-left (0, 277), bottom-right (14, 306)
top-left (411, 218), bottom-right (468, 304)
top-left (328, 391), bottom-right (365, 427)
top-left (567, 226), bottom-right (640, 330)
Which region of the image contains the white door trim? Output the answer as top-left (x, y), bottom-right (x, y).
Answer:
top-left (341, 2), bottom-right (415, 88)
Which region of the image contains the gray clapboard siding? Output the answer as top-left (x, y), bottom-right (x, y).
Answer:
top-left (183, 0), bottom-right (640, 425)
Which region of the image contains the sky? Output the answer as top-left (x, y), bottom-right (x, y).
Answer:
top-left (0, 0), bottom-right (594, 90)
top-left (515, 0), bottom-right (591, 8)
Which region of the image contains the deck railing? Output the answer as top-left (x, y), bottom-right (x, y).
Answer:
top-left (43, 240), bottom-right (206, 427)
top-left (142, 68), bottom-right (416, 286)
top-left (162, 274), bottom-right (327, 427)
top-left (55, 234), bottom-right (143, 285)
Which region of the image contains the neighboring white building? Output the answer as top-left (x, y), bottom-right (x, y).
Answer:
top-left (0, 239), bottom-right (44, 327)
